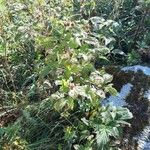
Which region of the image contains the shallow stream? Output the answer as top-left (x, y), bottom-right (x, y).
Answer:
top-left (105, 65), bottom-right (150, 150)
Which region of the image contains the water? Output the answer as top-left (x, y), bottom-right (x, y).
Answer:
top-left (122, 65), bottom-right (150, 76)
top-left (104, 65), bottom-right (150, 149)
top-left (102, 83), bottom-right (133, 107)
top-left (135, 126), bottom-right (150, 150)
top-left (144, 90), bottom-right (150, 101)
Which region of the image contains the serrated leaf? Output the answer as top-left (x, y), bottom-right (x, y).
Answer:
top-left (111, 127), bottom-right (119, 138)
top-left (96, 128), bottom-right (109, 148)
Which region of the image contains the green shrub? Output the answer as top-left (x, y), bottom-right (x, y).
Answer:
top-left (0, 0), bottom-right (135, 150)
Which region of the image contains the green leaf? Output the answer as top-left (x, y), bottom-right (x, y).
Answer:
top-left (81, 118), bottom-right (89, 126)
top-left (40, 62), bottom-right (58, 77)
top-left (111, 127), bottom-right (119, 138)
top-left (0, 44), bottom-right (5, 55)
top-left (105, 86), bottom-right (118, 96)
top-left (54, 99), bottom-right (66, 111)
top-left (116, 107), bottom-right (133, 120)
top-left (96, 127), bottom-right (109, 148)
top-left (0, 0), bottom-right (6, 12)
top-left (0, 128), bottom-right (5, 136)
top-left (67, 98), bottom-right (74, 110)
top-left (69, 38), bottom-right (79, 49)
top-left (98, 56), bottom-right (110, 65)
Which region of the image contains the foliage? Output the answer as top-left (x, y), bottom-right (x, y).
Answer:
top-left (127, 50), bottom-right (141, 65)
top-left (1, 0), bottom-right (149, 149)
top-left (73, 0), bottom-right (150, 63)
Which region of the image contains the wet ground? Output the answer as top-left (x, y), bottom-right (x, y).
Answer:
top-left (105, 65), bottom-right (150, 150)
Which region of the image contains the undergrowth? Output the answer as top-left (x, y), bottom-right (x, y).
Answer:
top-left (0, 0), bottom-right (149, 150)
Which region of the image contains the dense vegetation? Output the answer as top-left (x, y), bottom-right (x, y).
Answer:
top-left (0, 0), bottom-right (149, 149)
